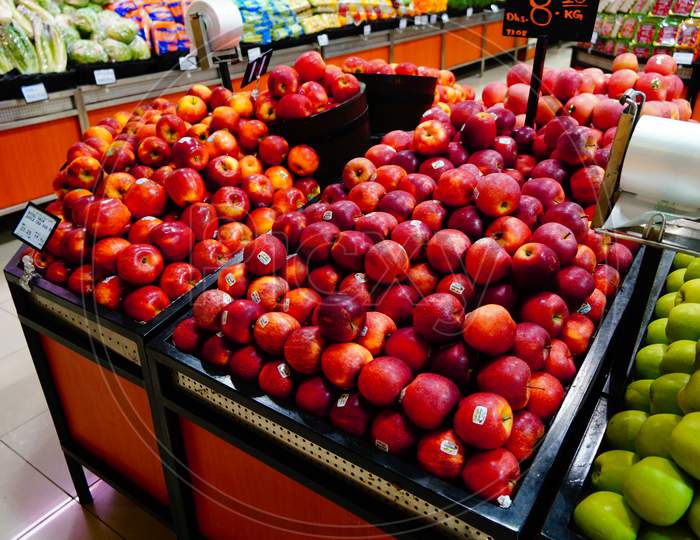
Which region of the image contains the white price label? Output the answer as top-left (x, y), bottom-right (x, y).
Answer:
top-left (21, 83), bottom-right (48, 104)
top-left (466, 7), bottom-right (474, 16)
top-left (257, 251), bottom-right (271, 265)
top-left (94, 68), bottom-right (116, 85)
top-left (422, 15), bottom-right (430, 24)
top-left (673, 51), bottom-right (694, 65)
top-left (590, 31), bottom-right (598, 44)
top-left (337, 394), bottom-right (349, 407)
top-left (225, 273), bottom-right (236, 286)
top-left (490, 3), bottom-right (499, 11)
top-left (363, 24), bottom-right (371, 36)
top-left (472, 405), bottom-right (487, 425)
top-left (430, 14), bottom-right (437, 24)
top-left (258, 315), bottom-right (269, 328)
top-left (179, 56), bottom-right (198, 71)
top-left (317, 33), bottom-right (329, 47)
top-left (414, 15), bottom-right (422, 25)
top-left (13, 203), bottom-right (60, 252)
top-left (440, 439), bottom-right (459, 456)
top-left (277, 363), bottom-right (290, 378)
top-left (441, 13), bottom-right (449, 23)
top-left (399, 18), bottom-right (408, 29)
top-left (248, 47), bottom-right (261, 61)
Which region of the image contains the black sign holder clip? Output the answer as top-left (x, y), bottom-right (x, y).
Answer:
top-left (525, 37), bottom-right (548, 128)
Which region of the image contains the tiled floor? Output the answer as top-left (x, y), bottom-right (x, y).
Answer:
top-left (0, 44), bottom-right (574, 539)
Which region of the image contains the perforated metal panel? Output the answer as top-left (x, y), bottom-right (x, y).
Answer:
top-left (0, 96), bottom-right (75, 125)
top-left (176, 372), bottom-right (494, 540)
top-left (32, 294), bottom-right (140, 365)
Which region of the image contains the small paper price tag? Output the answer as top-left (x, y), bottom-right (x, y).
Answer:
top-left (422, 15), bottom-right (429, 24)
top-left (441, 13), bottom-right (449, 23)
top-left (399, 18), bottom-right (407, 29)
top-left (13, 203), bottom-right (60, 252)
top-left (317, 33), bottom-right (329, 47)
top-left (179, 56), bottom-right (198, 71)
top-left (466, 7), bottom-right (474, 16)
top-left (414, 15), bottom-right (421, 25)
top-left (490, 3), bottom-right (499, 11)
top-left (21, 83), bottom-right (48, 104)
top-left (94, 68), bottom-right (116, 85)
top-left (673, 51), bottom-right (694, 65)
top-left (590, 31), bottom-right (598, 44)
top-left (248, 47), bottom-right (261, 61)
top-left (363, 24), bottom-right (371, 36)
top-left (430, 14), bottom-right (437, 23)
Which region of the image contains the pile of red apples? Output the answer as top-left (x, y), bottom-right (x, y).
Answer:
top-left (26, 87), bottom-right (321, 322)
top-left (172, 62), bottom-right (641, 500)
top-left (252, 51), bottom-right (362, 122)
top-left (339, 55), bottom-right (476, 106)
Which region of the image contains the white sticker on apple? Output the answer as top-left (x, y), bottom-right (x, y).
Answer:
top-left (322, 210), bottom-right (333, 221)
top-left (277, 363), bottom-right (291, 378)
top-left (450, 282), bottom-right (465, 294)
top-left (440, 439), bottom-right (459, 455)
top-left (360, 325), bottom-right (368, 337)
top-left (472, 405), bottom-right (487, 425)
top-left (375, 440), bottom-right (389, 452)
top-left (431, 160), bottom-right (445, 169)
top-left (221, 310), bottom-right (228, 325)
top-left (258, 315), bottom-right (269, 328)
top-left (354, 272), bottom-right (366, 283)
top-left (337, 393), bottom-right (349, 407)
top-left (251, 291), bottom-right (261, 303)
top-left (257, 251), bottom-right (272, 265)
top-left (225, 274), bottom-right (236, 286)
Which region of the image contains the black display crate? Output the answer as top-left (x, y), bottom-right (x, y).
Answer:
top-left (0, 69), bottom-right (76, 100)
top-left (146, 248), bottom-right (648, 539)
top-left (540, 249), bottom-right (676, 540)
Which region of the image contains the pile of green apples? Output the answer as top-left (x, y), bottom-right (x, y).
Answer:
top-left (574, 252), bottom-right (700, 540)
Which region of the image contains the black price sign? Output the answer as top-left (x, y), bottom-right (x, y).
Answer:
top-left (13, 202), bottom-right (60, 252)
top-left (241, 49), bottom-right (273, 88)
top-left (502, 0), bottom-right (599, 40)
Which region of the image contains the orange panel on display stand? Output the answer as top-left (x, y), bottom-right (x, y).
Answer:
top-left (41, 335), bottom-right (169, 504)
top-left (180, 418), bottom-right (395, 540)
top-left (327, 46), bottom-right (391, 66)
top-left (484, 20), bottom-right (516, 55)
top-left (444, 27), bottom-right (483, 69)
top-left (0, 116), bottom-right (80, 209)
top-left (393, 35), bottom-right (441, 69)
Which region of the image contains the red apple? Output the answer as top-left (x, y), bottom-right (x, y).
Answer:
top-left (413, 293), bottom-right (465, 344)
top-left (477, 356), bottom-right (531, 410)
top-left (417, 429), bottom-right (466, 480)
top-left (122, 285), bottom-right (170, 322)
top-left (384, 327), bottom-right (429, 372)
top-left (172, 317), bottom-right (204, 353)
top-left (220, 299), bottom-right (265, 344)
top-left (375, 285), bottom-right (419, 326)
top-left (463, 304), bottom-right (516, 355)
top-left (546, 338), bottom-right (577, 382)
top-left (243, 235), bottom-right (286, 276)
top-left (192, 239), bottom-right (232, 274)
top-left (462, 448), bottom-right (520, 501)
top-left (465, 238), bottom-right (511, 286)
top-left (316, 293), bottom-right (367, 342)
top-left (532, 222), bottom-right (578, 265)
top-left (413, 120), bottom-right (449, 156)
top-left (258, 361), bottom-right (295, 400)
top-left (299, 221), bottom-right (340, 263)
top-left (520, 292), bottom-right (569, 337)
top-left (355, 212), bottom-right (398, 242)
top-left (321, 342), bottom-right (373, 389)
top-left (370, 410), bottom-right (417, 455)
top-left (364, 240), bottom-right (409, 284)
top-left (401, 373), bottom-right (460, 430)
top-left (329, 392), bottom-right (372, 436)
top-left (512, 242), bottom-right (560, 290)
top-left (390, 219), bottom-right (432, 261)
top-left (295, 376), bottom-right (333, 417)
top-left (475, 173), bottom-right (521, 217)
top-left (229, 345), bottom-right (264, 380)
top-left (294, 51), bottom-right (326, 82)
top-left (159, 262), bottom-right (201, 300)
top-left (358, 356), bottom-right (412, 407)
top-left (505, 411), bottom-right (545, 462)
top-left (513, 322), bottom-right (551, 371)
top-left (526, 372), bottom-right (564, 420)
top-left (454, 392), bottom-right (513, 449)
top-left (83, 198), bottom-right (131, 239)
top-left (116, 244), bottom-right (164, 285)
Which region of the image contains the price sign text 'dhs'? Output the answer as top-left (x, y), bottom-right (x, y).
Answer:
top-left (502, 0), bottom-right (599, 40)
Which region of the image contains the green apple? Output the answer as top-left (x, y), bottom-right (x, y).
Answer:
top-left (683, 258), bottom-right (700, 281)
top-left (673, 252), bottom-right (695, 269)
top-left (676, 279), bottom-right (700, 305)
top-left (573, 491), bottom-right (640, 540)
top-left (667, 303), bottom-right (700, 342)
top-left (635, 413), bottom-right (682, 458)
top-left (656, 292), bottom-right (679, 318)
top-left (622, 456), bottom-right (694, 526)
top-left (646, 318), bottom-right (670, 345)
top-left (624, 380), bottom-right (653, 412)
top-left (591, 450), bottom-right (640, 494)
top-left (670, 411), bottom-right (700, 480)
top-left (639, 522), bottom-right (697, 540)
top-left (677, 371), bottom-right (700, 413)
top-left (667, 268), bottom-right (687, 292)
top-left (660, 340), bottom-right (697, 374)
top-left (688, 493), bottom-right (700, 537)
top-left (636, 344), bottom-right (669, 379)
top-left (607, 410), bottom-right (649, 451)
top-left (650, 373), bottom-right (691, 415)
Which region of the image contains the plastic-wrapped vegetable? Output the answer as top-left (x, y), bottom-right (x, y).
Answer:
top-left (101, 37), bottom-right (131, 61)
top-left (68, 38), bottom-right (107, 63)
top-left (106, 17), bottom-right (137, 43)
top-left (18, 0), bottom-right (54, 22)
top-left (63, 0), bottom-right (89, 7)
top-left (60, 4), bottom-right (76, 14)
top-left (48, 21), bottom-right (66, 71)
top-left (0, 0), bottom-right (12, 24)
top-left (32, 17), bottom-right (51, 72)
top-left (0, 38), bottom-right (14, 73)
top-left (12, 5), bottom-right (33, 38)
top-left (55, 14), bottom-right (79, 46)
top-left (34, 0), bottom-right (60, 16)
top-left (128, 36), bottom-right (150, 60)
top-left (72, 7), bottom-right (98, 35)
top-left (0, 21), bottom-right (39, 73)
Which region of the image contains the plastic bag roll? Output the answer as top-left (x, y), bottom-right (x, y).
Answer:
top-left (620, 116), bottom-right (700, 212)
top-left (186, 0), bottom-right (242, 52)
top-left (603, 116), bottom-right (700, 229)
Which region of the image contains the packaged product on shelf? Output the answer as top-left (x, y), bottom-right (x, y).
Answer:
top-left (670, 0), bottom-right (694, 15)
top-left (605, 0), bottom-right (626, 13)
top-left (655, 16), bottom-right (681, 45)
top-left (617, 14), bottom-right (639, 39)
top-left (650, 0), bottom-right (673, 16)
top-left (614, 39), bottom-right (631, 54)
top-left (632, 42), bottom-right (653, 57)
top-left (635, 16), bottom-right (658, 44)
top-left (629, 0), bottom-right (654, 13)
top-left (68, 37), bottom-right (108, 62)
top-left (150, 19), bottom-right (179, 52)
top-left (676, 17), bottom-right (699, 51)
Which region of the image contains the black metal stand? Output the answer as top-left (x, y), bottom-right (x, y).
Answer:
top-left (525, 37), bottom-right (548, 128)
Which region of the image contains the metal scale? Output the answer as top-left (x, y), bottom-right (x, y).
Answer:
top-left (594, 89), bottom-right (700, 255)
